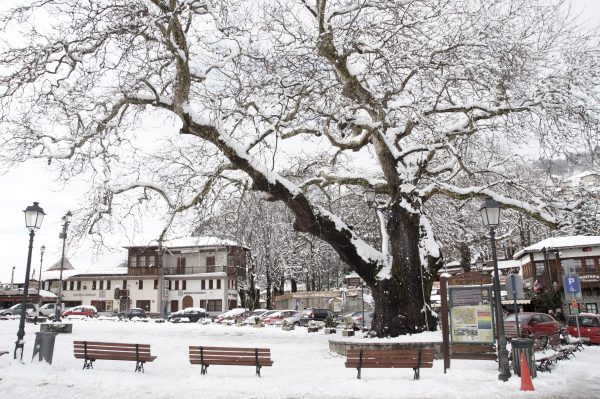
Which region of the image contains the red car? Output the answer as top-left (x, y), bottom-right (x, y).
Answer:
top-left (504, 312), bottom-right (560, 340)
top-left (567, 313), bottom-right (600, 344)
top-left (263, 310), bottom-right (300, 325)
top-left (62, 305), bottom-right (97, 318)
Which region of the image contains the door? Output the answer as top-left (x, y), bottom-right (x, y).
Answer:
top-left (182, 295), bottom-right (193, 309)
top-left (170, 300), bottom-right (179, 312)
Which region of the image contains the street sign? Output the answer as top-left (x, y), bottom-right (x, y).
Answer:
top-left (563, 274), bottom-right (581, 294)
top-left (505, 274), bottom-right (524, 300)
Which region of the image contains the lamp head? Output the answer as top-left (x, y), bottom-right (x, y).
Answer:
top-left (479, 198), bottom-right (501, 227)
top-left (364, 186), bottom-right (376, 207)
top-left (23, 202), bottom-right (45, 231)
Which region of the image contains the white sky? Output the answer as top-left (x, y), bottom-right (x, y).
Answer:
top-left (0, 0), bottom-right (599, 284)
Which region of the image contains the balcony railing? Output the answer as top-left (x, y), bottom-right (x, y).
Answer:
top-left (128, 266), bottom-right (245, 276)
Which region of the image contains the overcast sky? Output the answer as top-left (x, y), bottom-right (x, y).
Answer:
top-left (0, 0), bottom-right (599, 284)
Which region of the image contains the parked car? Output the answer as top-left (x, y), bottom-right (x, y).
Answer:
top-left (298, 308), bottom-right (331, 327)
top-left (39, 303), bottom-right (63, 318)
top-left (282, 311), bottom-right (303, 326)
top-left (168, 307), bottom-right (209, 323)
top-left (215, 308), bottom-right (248, 325)
top-left (63, 305), bottom-right (98, 318)
top-left (0, 303), bottom-right (37, 316)
top-left (263, 310), bottom-right (299, 325)
top-left (118, 307), bottom-right (147, 320)
top-left (567, 313), bottom-right (600, 344)
top-left (240, 309), bottom-right (270, 325)
top-left (504, 312), bottom-right (561, 340)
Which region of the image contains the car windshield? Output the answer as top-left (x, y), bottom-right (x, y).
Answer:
top-left (569, 315), bottom-right (600, 327)
top-left (504, 314), bottom-right (530, 322)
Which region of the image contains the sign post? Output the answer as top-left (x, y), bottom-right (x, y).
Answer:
top-left (563, 273), bottom-right (582, 340)
top-left (506, 274), bottom-right (524, 337)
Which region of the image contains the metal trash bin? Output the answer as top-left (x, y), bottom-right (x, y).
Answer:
top-left (511, 338), bottom-right (536, 379)
top-left (32, 331), bottom-right (57, 364)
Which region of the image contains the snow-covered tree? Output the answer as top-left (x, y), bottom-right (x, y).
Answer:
top-left (1, 0), bottom-right (598, 336)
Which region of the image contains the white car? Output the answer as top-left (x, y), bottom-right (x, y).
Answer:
top-left (39, 303), bottom-right (64, 317)
top-left (241, 309), bottom-right (270, 325)
top-left (215, 308), bottom-right (248, 324)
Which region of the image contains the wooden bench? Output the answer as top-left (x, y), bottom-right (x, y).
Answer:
top-left (73, 341), bottom-right (156, 372)
top-left (451, 343), bottom-right (497, 361)
top-left (345, 349), bottom-right (435, 380)
top-left (536, 353), bottom-right (561, 372)
top-left (189, 346), bottom-right (273, 377)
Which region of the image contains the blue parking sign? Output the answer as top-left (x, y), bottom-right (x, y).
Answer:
top-left (563, 274), bottom-right (581, 294)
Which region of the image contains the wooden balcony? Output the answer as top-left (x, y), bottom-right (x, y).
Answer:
top-left (127, 265), bottom-right (246, 276)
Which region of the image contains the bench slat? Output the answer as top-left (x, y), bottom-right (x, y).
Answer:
top-left (190, 359), bottom-right (273, 366)
top-left (75, 353), bottom-right (156, 362)
top-left (347, 352), bottom-right (434, 361)
top-left (189, 346), bottom-right (270, 353)
top-left (74, 341), bottom-right (150, 349)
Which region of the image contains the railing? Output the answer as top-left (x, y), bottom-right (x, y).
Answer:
top-left (127, 266), bottom-right (244, 276)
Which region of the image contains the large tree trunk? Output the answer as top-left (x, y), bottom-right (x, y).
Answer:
top-left (368, 209), bottom-right (437, 337)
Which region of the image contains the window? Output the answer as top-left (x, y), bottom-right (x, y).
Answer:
top-left (107, 280), bottom-right (111, 290)
top-left (200, 300), bottom-right (207, 309)
top-left (585, 258), bottom-right (598, 272)
top-left (136, 300), bottom-right (151, 311)
top-left (168, 280), bottom-right (172, 290)
top-left (139, 280), bottom-right (143, 289)
top-left (217, 280), bottom-right (221, 290)
top-left (154, 280), bottom-right (158, 289)
top-left (201, 280), bottom-right (206, 290)
top-left (206, 256), bottom-right (215, 272)
top-left (99, 280), bottom-right (104, 290)
top-left (586, 303), bottom-right (598, 314)
top-left (77, 281), bottom-right (81, 290)
top-left (139, 256), bottom-right (146, 267)
top-left (182, 280), bottom-right (186, 290)
top-left (69, 281), bottom-right (74, 290)
top-left (175, 281), bottom-right (179, 290)
top-left (149, 256), bottom-right (155, 267)
top-left (574, 259), bottom-right (583, 272)
top-left (122, 280), bottom-right (127, 289)
top-left (209, 280), bottom-right (213, 290)
top-left (535, 262), bottom-right (545, 277)
top-left (207, 299), bottom-right (222, 312)
top-left (130, 256), bottom-right (137, 267)
top-left (63, 281), bottom-right (67, 290)
top-left (177, 257), bottom-right (186, 273)
top-left (92, 281), bottom-right (97, 290)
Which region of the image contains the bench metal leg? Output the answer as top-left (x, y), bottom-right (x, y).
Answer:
top-left (256, 365), bottom-right (262, 377)
top-left (413, 367), bottom-right (420, 380)
top-left (201, 364), bottom-right (208, 375)
top-left (135, 361), bottom-right (145, 373)
top-left (83, 359), bottom-right (94, 370)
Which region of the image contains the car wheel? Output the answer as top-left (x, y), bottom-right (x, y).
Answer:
top-left (294, 322), bottom-right (300, 326)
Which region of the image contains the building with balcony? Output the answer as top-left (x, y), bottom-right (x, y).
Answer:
top-left (24, 236), bottom-right (249, 316)
top-left (514, 235), bottom-right (600, 314)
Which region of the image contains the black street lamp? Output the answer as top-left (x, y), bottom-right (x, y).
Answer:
top-left (479, 198), bottom-right (511, 381)
top-left (14, 201), bottom-right (45, 360)
top-left (54, 211), bottom-right (72, 322)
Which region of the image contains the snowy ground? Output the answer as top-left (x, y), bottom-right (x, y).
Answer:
top-left (0, 319), bottom-right (599, 399)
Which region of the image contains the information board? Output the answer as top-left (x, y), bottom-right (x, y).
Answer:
top-left (449, 286), bottom-right (494, 344)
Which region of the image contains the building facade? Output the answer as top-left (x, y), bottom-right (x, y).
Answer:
top-left (39, 237), bottom-right (249, 316)
top-left (514, 236), bottom-right (600, 314)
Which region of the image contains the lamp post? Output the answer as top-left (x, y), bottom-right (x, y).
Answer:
top-left (54, 211), bottom-right (72, 322)
top-left (38, 245), bottom-right (45, 307)
top-left (479, 198), bottom-right (511, 381)
top-left (14, 202), bottom-right (45, 360)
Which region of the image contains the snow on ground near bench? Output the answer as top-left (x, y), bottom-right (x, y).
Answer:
top-left (0, 319), bottom-right (599, 398)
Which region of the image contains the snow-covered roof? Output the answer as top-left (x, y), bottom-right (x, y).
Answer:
top-left (125, 236), bottom-right (246, 249)
top-left (513, 236), bottom-right (600, 258)
top-left (46, 257), bottom-right (75, 271)
top-left (566, 170), bottom-right (600, 181)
